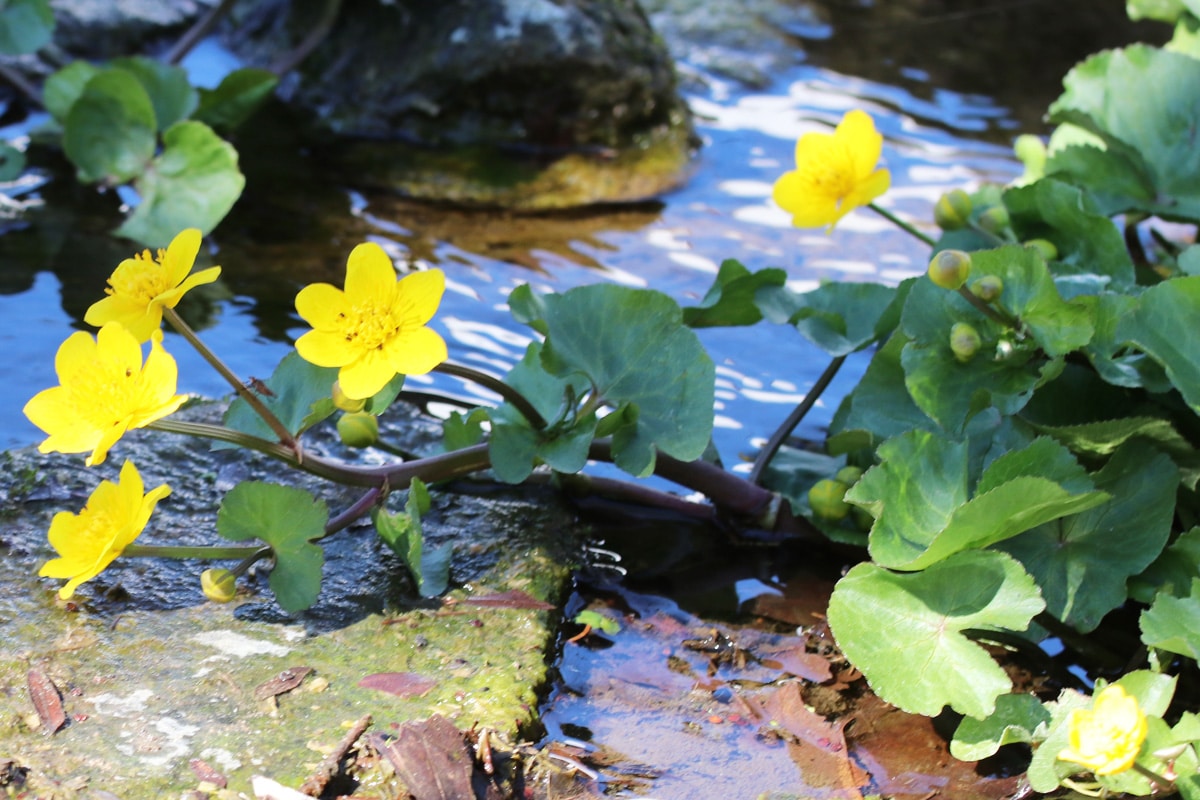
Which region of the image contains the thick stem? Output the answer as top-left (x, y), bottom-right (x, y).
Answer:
top-left (162, 307), bottom-right (296, 447)
top-left (163, 0), bottom-right (238, 65)
top-left (748, 356), bottom-right (846, 487)
top-left (434, 361), bottom-right (546, 429)
top-left (322, 487), bottom-right (384, 539)
top-left (869, 202), bottom-right (936, 246)
top-left (0, 63), bottom-right (42, 107)
top-left (123, 544), bottom-right (261, 560)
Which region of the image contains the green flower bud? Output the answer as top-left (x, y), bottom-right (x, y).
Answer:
top-left (933, 189), bottom-right (973, 230)
top-left (201, 569), bottom-right (237, 603)
top-left (332, 381), bottom-right (367, 413)
top-left (977, 205), bottom-right (1010, 234)
top-left (970, 274), bottom-right (1004, 303)
top-left (949, 322), bottom-right (982, 363)
top-left (337, 411), bottom-right (379, 447)
top-left (1026, 238), bottom-right (1058, 261)
top-left (834, 466), bottom-right (863, 486)
top-left (994, 339), bottom-right (1015, 361)
top-left (809, 479), bottom-right (851, 522)
top-left (928, 249), bottom-right (972, 290)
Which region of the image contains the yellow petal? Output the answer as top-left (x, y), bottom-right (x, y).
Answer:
top-left (296, 329), bottom-right (360, 368)
top-left (344, 242), bottom-right (398, 303)
top-left (385, 326), bottom-right (448, 376)
top-left (774, 171), bottom-right (842, 227)
top-left (138, 332), bottom-right (183, 407)
top-left (395, 269), bottom-right (445, 326)
top-left (85, 296), bottom-right (162, 343)
top-left (162, 228), bottom-right (202, 286)
top-left (845, 168), bottom-right (891, 212)
top-left (168, 265), bottom-right (222, 305)
top-left (53, 330), bottom-right (99, 383)
top-left (96, 322), bottom-right (145, 373)
top-left (295, 283), bottom-right (350, 330)
top-left (793, 129), bottom-right (836, 168)
top-left (837, 110), bottom-right (885, 179)
top-left (86, 424), bottom-right (127, 467)
top-left (338, 349), bottom-right (395, 399)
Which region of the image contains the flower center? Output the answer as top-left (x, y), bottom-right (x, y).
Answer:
top-left (67, 357), bottom-right (145, 428)
top-left (343, 302), bottom-right (406, 351)
top-left (805, 148), bottom-right (858, 204)
top-left (107, 250), bottom-right (171, 303)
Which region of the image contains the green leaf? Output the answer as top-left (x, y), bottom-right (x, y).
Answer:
top-left (116, 120), bottom-right (245, 246)
top-left (828, 332), bottom-right (936, 449)
top-left (63, 69), bottom-right (157, 184)
top-left (508, 283), bottom-right (548, 335)
top-left (1082, 292), bottom-right (1172, 391)
top-left (759, 280), bottom-right (898, 356)
top-left (1048, 45), bottom-right (1200, 222)
top-left (1141, 579), bottom-right (1200, 659)
top-left (43, 61), bottom-right (101, 123)
top-left (850, 431), bottom-right (1107, 570)
top-left (1029, 415), bottom-right (1200, 489)
top-left (111, 56), bottom-right (198, 130)
top-left (217, 482), bottom-right (327, 613)
top-left (442, 408), bottom-right (488, 451)
top-left (1003, 178), bottom-right (1134, 286)
top-left (0, 0), bottom-right (53, 55)
top-left (221, 351), bottom-right (339, 446)
top-left (1025, 689), bottom-right (1093, 792)
top-left (373, 479), bottom-right (452, 597)
top-left (1181, 246), bottom-right (1200, 276)
top-left (950, 692), bottom-right (1052, 761)
top-left (999, 441), bottom-right (1178, 632)
top-left (826, 550), bottom-right (1044, 719)
top-left (681, 259), bottom-right (787, 328)
top-left (1121, 275), bottom-right (1200, 411)
top-left (539, 284), bottom-right (714, 477)
top-left (1127, 0), bottom-right (1197, 22)
top-left (194, 68), bottom-right (279, 131)
top-left (0, 142), bottom-right (24, 181)
top-left (1131, 526), bottom-right (1200, 602)
top-left (574, 609), bottom-right (621, 635)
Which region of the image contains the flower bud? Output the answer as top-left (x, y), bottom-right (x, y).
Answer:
top-left (809, 479), bottom-right (851, 522)
top-left (978, 205), bottom-right (1009, 234)
top-left (337, 411), bottom-right (379, 447)
top-left (1026, 238), bottom-right (1058, 261)
top-left (201, 569), bottom-right (237, 603)
top-left (834, 466), bottom-right (863, 486)
top-left (332, 381), bottom-right (367, 413)
top-left (970, 275), bottom-right (1004, 303)
top-left (933, 189), bottom-right (972, 230)
top-left (928, 249), bottom-right (972, 290)
top-left (949, 322), bottom-right (982, 363)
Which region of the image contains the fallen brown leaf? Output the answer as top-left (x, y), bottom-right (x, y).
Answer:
top-left (26, 670), bottom-right (66, 735)
top-left (370, 715), bottom-right (474, 800)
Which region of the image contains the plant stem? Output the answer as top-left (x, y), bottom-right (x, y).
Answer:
top-left (955, 285), bottom-right (1021, 329)
top-left (162, 307), bottom-right (296, 447)
top-left (869, 203), bottom-right (936, 246)
top-left (747, 355), bottom-right (846, 487)
top-left (433, 361), bottom-right (546, 429)
top-left (1132, 763), bottom-right (1175, 793)
top-left (0, 63), bottom-right (43, 107)
top-left (322, 487), bottom-right (384, 540)
top-left (966, 221), bottom-right (1009, 247)
top-left (124, 544), bottom-right (261, 560)
top-left (163, 0), bottom-right (238, 65)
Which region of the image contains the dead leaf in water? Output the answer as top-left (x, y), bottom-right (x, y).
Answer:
top-left (758, 641), bottom-right (834, 683)
top-left (358, 671), bottom-right (437, 698)
top-left (371, 715), bottom-right (475, 800)
top-left (458, 590), bottom-right (555, 610)
top-left (762, 683), bottom-right (867, 800)
top-left (26, 670), bottom-right (66, 735)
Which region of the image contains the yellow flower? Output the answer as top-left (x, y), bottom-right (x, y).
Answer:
top-left (23, 323), bottom-right (187, 466)
top-left (773, 109), bottom-right (891, 231)
top-left (39, 460), bottom-right (171, 600)
top-left (84, 228), bottom-right (221, 342)
top-left (1058, 684), bottom-right (1148, 775)
top-left (294, 242), bottom-right (448, 400)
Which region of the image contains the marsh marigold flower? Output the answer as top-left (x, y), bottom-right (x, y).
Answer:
top-left (85, 228), bottom-right (221, 342)
top-left (23, 323), bottom-right (187, 466)
top-left (39, 460), bottom-right (170, 600)
top-left (294, 242), bottom-right (447, 400)
top-left (773, 109), bottom-right (891, 232)
top-left (1058, 684), bottom-right (1148, 775)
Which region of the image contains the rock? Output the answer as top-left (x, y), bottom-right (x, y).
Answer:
top-left (48, 0), bottom-right (211, 59)
top-left (222, 0), bottom-right (696, 208)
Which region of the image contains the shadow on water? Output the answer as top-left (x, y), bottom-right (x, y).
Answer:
top-left (0, 0), bottom-right (1166, 795)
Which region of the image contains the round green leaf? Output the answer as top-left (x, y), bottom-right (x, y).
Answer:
top-left (827, 550), bottom-right (1045, 719)
top-left (63, 69), bottom-right (156, 184)
top-left (111, 56), bottom-right (198, 130)
top-left (43, 61), bottom-right (100, 123)
top-left (194, 68), bottom-right (280, 131)
top-left (1122, 275), bottom-right (1200, 413)
top-left (0, 0), bottom-right (53, 55)
top-left (116, 120), bottom-right (246, 247)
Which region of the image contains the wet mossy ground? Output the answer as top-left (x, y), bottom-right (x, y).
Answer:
top-left (0, 400), bottom-right (585, 798)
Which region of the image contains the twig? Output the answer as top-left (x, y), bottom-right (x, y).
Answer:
top-left (163, 0), bottom-right (239, 65)
top-left (747, 355), bottom-right (846, 487)
top-left (0, 63), bottom-right (43, 108)
top-left (270, 0), bottom-right (343, 76)
top-left (299, 713), bottom-right (372, 796)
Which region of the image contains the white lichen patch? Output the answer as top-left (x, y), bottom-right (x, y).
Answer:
top-left (138, 716), bottom-right (201, 767)
top-left (190, 629), bottom-right (292, 658)
top-left (87, 688), bottom-right (154, 717)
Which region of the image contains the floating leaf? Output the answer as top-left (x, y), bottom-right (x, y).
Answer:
top-left (537, 284), bottom-right (714, 476)
top-left (950, 692), bottom-right (1052, 762)
top-left (681, 258), bottom-right (787, 328)
top-left (116, 121), bottom-right (245, 246)
top-left (373, 478), bottom-right (451, 598)
top-left (64, 69), bottom-right (157, 184)
top-left (0, 0), bottom-right (53, 55)
top-left (217, 482), bottom-right (327, 613)
top-left (574, 609), bottom-right (620, 635)
top-left (194, 68), bottom-right (279, 131)
top-left (999, 441), bottom-right (1177, 632)
top-left (827, 550), bottom-right (1045, 719)
top-left (1141, 579), bottom-right (1200, 659)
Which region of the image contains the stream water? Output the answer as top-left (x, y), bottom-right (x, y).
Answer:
top-left (0, 1), bottom-right (1160, 797)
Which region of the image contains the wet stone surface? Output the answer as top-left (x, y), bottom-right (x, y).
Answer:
top-left (0, 400), bottom-right (585, 798)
